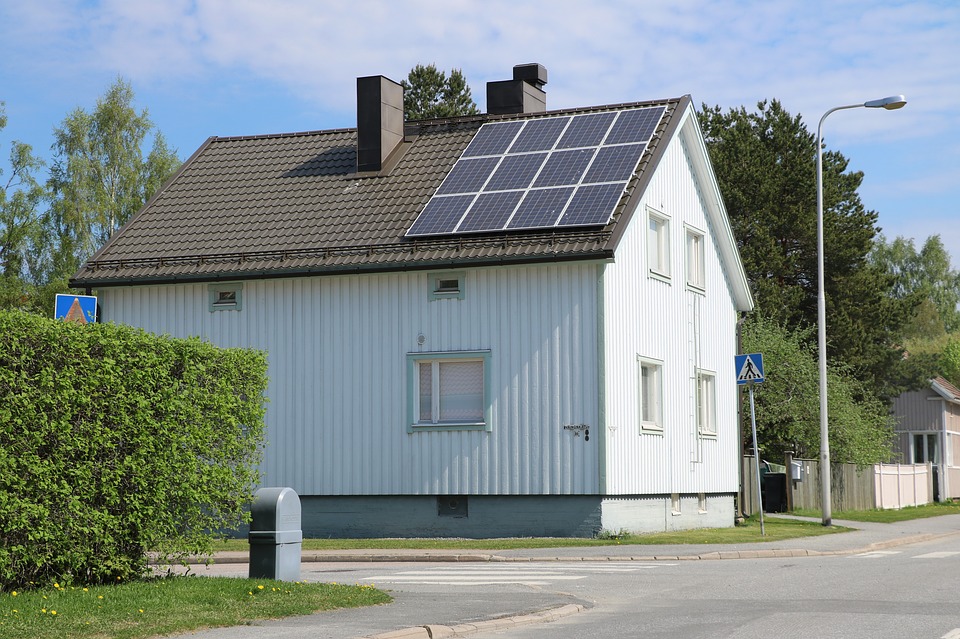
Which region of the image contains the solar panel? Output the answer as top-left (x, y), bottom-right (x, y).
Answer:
top-left (407, 105), bottom-right (666, 237)
top-left (508, 187), bottom-right (575, 229)
top-left (461, 121), bottom-right (524, 157)
top-left (458, 191), bottom-right (524, 232)
top-left (485, 153), bottom-right (547, 191)
top-left (508, 116), bottom-right (570, 153)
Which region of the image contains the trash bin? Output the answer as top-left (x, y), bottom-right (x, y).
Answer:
top-left (248, 487), bottom-right (302, 581)
top-left (761, 473), bottom-right (787, 513)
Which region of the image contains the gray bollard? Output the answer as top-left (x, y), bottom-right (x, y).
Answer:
top-left (248, 487), bottom-right (302, 581)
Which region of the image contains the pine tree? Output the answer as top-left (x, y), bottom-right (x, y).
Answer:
top-left (401, 64), bottom-right (479, 120)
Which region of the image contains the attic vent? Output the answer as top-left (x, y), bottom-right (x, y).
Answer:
top-left (487, 63), bottom-right (548, 115)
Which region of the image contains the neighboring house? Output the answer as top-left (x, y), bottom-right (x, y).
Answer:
top-left (891, 376), bottom-right (960, 501)
top-left (71, 64), bottom-right (753, 537)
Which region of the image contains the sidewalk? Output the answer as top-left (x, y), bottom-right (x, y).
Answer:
top-left (173, 514), bottom-right (960, 639)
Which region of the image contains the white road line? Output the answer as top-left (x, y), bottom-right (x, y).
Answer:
top-left (940, 628), bottom-right (960, 639)
top-left (914, 551), bottom-right (960, 559)
top-left (365, 574), bottom-right (587, 581)
top-left (850, 550), bottom-right (901, 559)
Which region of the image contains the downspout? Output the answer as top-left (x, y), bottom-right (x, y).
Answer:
top-left (941, 400), bottom-right (950, 502)
top-left (597, 263), bottom-right (607, 497)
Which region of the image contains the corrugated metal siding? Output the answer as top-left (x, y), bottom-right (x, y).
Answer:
top-left (601, 130), bottom-right (740, 495)
top-left (892, 390), bottom-right (942, 432)
top-left (97, 262), bottom-right (600, 496)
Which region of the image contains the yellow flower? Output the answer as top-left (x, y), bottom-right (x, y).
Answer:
top-left (257, 585), bottom-right (264, 590)
top-left (82, 588), bottom-right (88, 592)
top-left (54, 583), bottom-right (59, 589)
top-left (10, 592), bottom-right (16, 597)
top-left (41, 608), bottom-right (47, 613)
top-left (50, 610), bottom-right (57, 616)
top-left (97, 596), bottom-right (104, 600)
top-left (138, 609), bottom-right (144, 614)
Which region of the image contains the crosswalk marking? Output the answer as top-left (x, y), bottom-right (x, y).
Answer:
top-left (362, 562), bottom-right (670, 587)
top-left (850, 550), bottom-right (901, 559)
top-left (914, 551), bottom-right (960, 559)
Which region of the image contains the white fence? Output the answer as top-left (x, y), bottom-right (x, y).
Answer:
top-left (874, 463), bottom-right (932, 510)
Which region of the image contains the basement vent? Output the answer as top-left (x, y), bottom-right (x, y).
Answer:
top-left (437, 495), bottom-right (468, 518)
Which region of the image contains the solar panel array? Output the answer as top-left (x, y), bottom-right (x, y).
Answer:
top-left (406, 106), bottom-right (666, 237)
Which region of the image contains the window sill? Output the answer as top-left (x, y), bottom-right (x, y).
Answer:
top-left (409, 422), bottom-right (489, 433)
top-left (698, 430), bottom-right (718, 439)
top-left (640, 424), bottom-right (664, 435)
top-left (685, 283), bottom-right (706, 295)
top-left (648, 270), bottom-right (671, 284)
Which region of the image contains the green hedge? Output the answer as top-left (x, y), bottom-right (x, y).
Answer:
top-left (0, 310), bottom-right (268, 589)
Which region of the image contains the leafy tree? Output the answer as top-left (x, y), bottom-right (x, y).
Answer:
top-left (871, 234), bottom-right (960, 335)
top-left (940, 338), bottom-right (960, 389)
top-left (700, 100), bottom-right (906, 397)
top-left (742, 315), bottom-right (894, 465)
top-left (0, 103), bottom-right (47, 311)
top-left (45, 77), bottom-right (181, 278)
top-left (401, 64), bottom-right (479, 120)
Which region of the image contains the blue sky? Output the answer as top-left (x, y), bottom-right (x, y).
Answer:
top-left (1, 0), bottom-right (957, 262)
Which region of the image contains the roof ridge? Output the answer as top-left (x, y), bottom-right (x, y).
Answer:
top-left (209, 127), bottom-right (357, 142)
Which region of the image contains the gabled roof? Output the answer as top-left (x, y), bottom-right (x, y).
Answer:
top-left (70, 94), bottom-right (752, 311)
top-left (931, 376), bottom-right (960, 403)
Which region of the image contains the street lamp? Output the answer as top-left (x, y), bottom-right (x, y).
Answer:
top-left (817, 95), bottom-right (906, 526)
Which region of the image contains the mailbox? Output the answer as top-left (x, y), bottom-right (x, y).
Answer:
top-left (248, 487), bottom-right (302, 581)
top-left (790, 460), bottom-right (804, 481)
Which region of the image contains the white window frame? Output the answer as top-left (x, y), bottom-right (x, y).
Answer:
top-left (696, 369), bottom-right (717, 437)
top-left (685, 226), bottom-right (706, 292)
top-left (638, 356), bottom-right (664, 433)
top-left (407, 351), bottom-right (491, 432)
top-left (647, 207), bottom-right (671, 280)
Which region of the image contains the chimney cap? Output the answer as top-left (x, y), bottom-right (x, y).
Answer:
top-left (513, 63), bottom-right (547, 88)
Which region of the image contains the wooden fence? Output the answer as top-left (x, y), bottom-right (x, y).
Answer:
top-left (741, 457), bottom-right (933, 515)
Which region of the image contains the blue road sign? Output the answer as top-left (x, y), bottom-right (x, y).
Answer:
top-left (55, 294), bottom-right (97, 324)
top-left (735, 353), bottom-right (764, 385)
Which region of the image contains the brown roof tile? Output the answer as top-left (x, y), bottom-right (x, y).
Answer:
top-left (72, 99), bottom-right (684, 286)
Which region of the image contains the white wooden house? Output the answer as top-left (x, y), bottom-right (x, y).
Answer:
top-left (891, 376), bottom-right (960, 501)
top-left (72, 64), bottom-right (753, 537)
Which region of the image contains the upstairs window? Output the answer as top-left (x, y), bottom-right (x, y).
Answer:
top-left (686, 227), bottom-right (706, 291)
top-left (647, 209), bottom-right (670, 279)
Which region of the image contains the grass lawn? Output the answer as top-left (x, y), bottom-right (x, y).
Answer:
top-left (0, 577), bottom-right (390, 639)
top-left (791, 500), bottom-right (960, 523)
top-left (208, 515), bottom-right (847, 553)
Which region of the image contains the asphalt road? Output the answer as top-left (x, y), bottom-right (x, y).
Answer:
top-left (173, 515), bottom-right (960, 639)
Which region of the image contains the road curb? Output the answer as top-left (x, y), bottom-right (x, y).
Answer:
top-left (360, 604), bottom-right (586, 639)
top-left (172, 527), bottom-right (960, 567)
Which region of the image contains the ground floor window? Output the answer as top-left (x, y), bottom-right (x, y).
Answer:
top-left (408, 351), bottom-right (491, 431)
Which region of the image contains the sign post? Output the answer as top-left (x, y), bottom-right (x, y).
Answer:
top-left (736, 353), bottom-right (766, 535)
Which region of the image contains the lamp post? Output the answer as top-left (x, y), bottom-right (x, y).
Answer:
top-left (817, 95), bottom-right (906, 527)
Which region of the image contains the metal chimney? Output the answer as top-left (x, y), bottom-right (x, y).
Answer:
top-left (487, 63), bottom-right (548, 115)
top-left (356, 75), bottom-right (404, 173)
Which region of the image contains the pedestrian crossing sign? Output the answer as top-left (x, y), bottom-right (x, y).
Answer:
top-left (735, 353), bottom-right (764, 385)
top-left (54, 294), bottom-right (97, 324)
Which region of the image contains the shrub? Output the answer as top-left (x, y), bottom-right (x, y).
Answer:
top-left (0, 310), bottom-right (268, 589)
